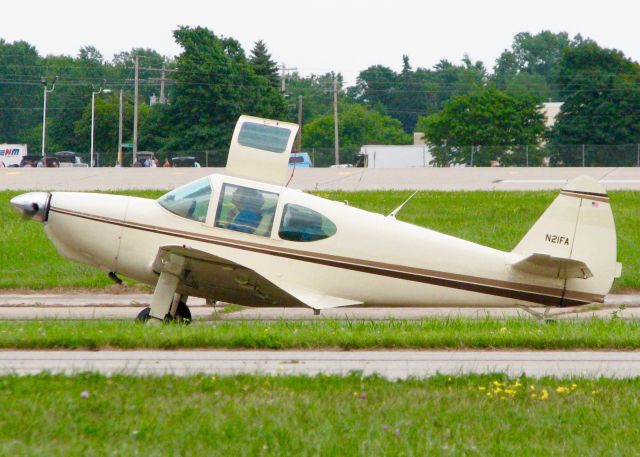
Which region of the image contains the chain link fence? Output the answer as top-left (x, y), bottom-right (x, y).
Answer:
top-left (76, 144), bottom-right (640, 168)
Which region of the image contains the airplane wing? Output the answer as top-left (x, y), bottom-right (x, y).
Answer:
top-left (152, 245), bottom-right (362, 310)
top-left (510, 253), bottom-right (594, 279)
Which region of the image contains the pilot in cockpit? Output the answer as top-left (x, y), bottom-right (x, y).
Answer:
top-left (226, 187), bottom-right (264, 234)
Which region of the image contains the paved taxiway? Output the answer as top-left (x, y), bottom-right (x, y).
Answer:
top-left (1, 293), bottom-right (639, 320)
top-left (2, 167), bottom-right (639, 191)
top-left (3, 350), bottom-right (640, 379)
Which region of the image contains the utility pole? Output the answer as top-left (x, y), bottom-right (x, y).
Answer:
top-left (133, 55), bottom-right (139, 165)
top-left (279, 63), bottom-right (297, 93)
top-left (118, 89), bottom-right (123, 166)
top-left (159, 64), bottom-right (166, 104)
top-left (296, 95), bottom-right (303, 153)
top-left (40, 76), bottom-right (57, 167)
top-left (333, 78), bottom-right (340, 165)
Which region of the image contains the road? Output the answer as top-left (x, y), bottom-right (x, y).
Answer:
top-left (2, 167), bottom-right (639, 191)
top-left (2, 350), bottom-right (640, 378)
top-left (0, 293), bottom-right (639, 320)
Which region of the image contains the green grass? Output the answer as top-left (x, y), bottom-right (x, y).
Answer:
top-left (4, 318), bottom-right (640, 349)
top-left (1, 190), bottom-right (638, 289)
top-left (0, 373), bottom-right (639, 455)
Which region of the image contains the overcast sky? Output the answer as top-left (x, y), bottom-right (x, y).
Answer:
top-left (4, 0), bottom-right (638, 84)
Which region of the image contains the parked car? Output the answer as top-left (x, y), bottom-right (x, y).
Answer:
top-left (171, 156), bottom-right (201, 168)
top-left (288, 152), bottom-right (313, 168)
top-left (134, 151), bottom-right (157, 167)
top-left (53, 151), bottom-right (88, 167)
top-left (20, 155), bottom-right (60, 167)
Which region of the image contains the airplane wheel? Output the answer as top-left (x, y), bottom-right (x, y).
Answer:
top-left (175, 301), bottom-right (192, 324)
top-left (136, 307), bottom-right (151, 322)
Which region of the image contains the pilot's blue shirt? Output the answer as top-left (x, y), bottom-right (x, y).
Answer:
top-left (229, 210), bottom-right (261, 233)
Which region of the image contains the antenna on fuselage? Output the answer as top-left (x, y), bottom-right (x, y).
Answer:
top-left (387, 191), bottom-right (419, 219)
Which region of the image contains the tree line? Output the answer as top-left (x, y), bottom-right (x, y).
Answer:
top-left (0, 28), bottom-right (639, 166)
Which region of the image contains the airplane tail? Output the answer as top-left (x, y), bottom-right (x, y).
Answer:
top-left (511, 176), bottom-right (621, 304)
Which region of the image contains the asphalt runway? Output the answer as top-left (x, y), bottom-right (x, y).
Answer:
top-left (1, 293), bottom-right (639, 320)
top-left (2, 167), bottom-right (639, 191)
top-left (3, 350), bottom-right (640, 378)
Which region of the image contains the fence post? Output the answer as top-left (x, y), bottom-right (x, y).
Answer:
top-left (526, 145), bottom-right (529, 167)
top-left (582, 144), bottom-right (585, 167)
top-left (470, 145), bottom-right (474, 167)
top-left (205, 151), bottom-right (209, 168)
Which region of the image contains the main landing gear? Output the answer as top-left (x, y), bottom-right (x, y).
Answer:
top-left (136, 252), bottom-right (192, 324)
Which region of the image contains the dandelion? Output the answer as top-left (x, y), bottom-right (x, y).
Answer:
top-left (80, 390), bottom-right (89, 399)
top-left (211, 376), bottom-right (217, 382)
top-left (500, 327), bottom-right (508, 333)
top-left (504, 389), bottom-right (516, 396)
top-left (513, 381), bottom-right (522, 388)
top-left (571, 383), bottom-right (578, 390)
top-left (493, 380), bottom-right (503, 387)
top-left (556, 386), bottom-right (569, 394)
top-left (529, 385), bottom-right (536, 391)
top-left (540, 389), bottom-right (549, 400)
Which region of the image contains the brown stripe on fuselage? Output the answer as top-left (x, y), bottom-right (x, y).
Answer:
top-left (50, 207), bottom-right (605, 307)
top-left (560, 190), bottom-right (609, 203)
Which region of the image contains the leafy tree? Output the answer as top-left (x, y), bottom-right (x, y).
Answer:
top-left (154, 26), bottom-right (286, 162)
top-left (493, 31), bottom-right (578, 100)
top-left (285, 72), bottom-right (342, 122)
top-left (0, 40), bottom-right (42, 144)
top-left (303, 103), bottom-right (411, 165)
top-left (417, 88), bottom-right (546, 166)
top-left (350, 56), bottom-right (486, 133)
top-left (249, 40), bottom-right (279, 88)
top-left (548, 41), bottom-right (640, 165)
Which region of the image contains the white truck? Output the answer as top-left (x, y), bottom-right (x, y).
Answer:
top-left (0, 144), bottom-right (28, 167)
top-left (358, 145), bottom-right (433, 168)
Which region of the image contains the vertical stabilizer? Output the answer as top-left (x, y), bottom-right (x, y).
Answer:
top-left (512, 176), bottom-right (620, 303)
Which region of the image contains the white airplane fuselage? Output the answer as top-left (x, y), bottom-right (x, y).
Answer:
top-left (38, 173), bottom-right (607, 310)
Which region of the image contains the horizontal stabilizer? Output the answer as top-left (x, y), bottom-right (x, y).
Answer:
top-left (511, 253), bottom-right (593, 279)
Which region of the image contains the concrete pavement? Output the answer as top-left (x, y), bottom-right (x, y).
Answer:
top-left (2, 167), bottom-right (639, 191)
top-left (0, 293), bottom-right (639, 320)
top-left (3, 350), bottom-right (640, 378)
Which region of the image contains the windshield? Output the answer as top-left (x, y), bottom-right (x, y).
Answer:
top-left (157, 177), bottom-right (212, 222)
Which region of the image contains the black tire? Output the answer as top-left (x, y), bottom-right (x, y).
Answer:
top-left (175, 301), bottom-right (192, 324)
top-left (136, 307), bottom-right (151, 322)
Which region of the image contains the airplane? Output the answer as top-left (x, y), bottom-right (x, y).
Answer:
top-left (10, 115), bottom-right (621, 322)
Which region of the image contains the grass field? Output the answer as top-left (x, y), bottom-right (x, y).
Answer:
top-left (0, 373), bottom-right (639, 455)
top-left (3, 318), bottom-right (640, 350)
top-left (1, 189), bottom-right (638, 290)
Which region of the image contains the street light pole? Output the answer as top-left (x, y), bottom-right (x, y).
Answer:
top-left (90, 82), bottom-right (111, 168)
top-left (41, 76), bottom-right (58, 167)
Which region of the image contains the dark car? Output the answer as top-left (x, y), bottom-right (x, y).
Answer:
top-left (171, 156), bottom-right (201, 168)
top-left (20, 155), bottom-right (60, 167)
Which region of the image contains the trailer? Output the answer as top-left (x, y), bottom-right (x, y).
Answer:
top-left (0, 144), bottom-right (28, 167)
top-left (358, 145), bottom-right (433, 168)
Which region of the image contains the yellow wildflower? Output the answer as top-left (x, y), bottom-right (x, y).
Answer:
top-left (499, 327), bottom-right (508, 333)
top-left (571, 383), bottom-right (578, 390)
top-left (478, 386), bottom-right (486, 391)
top-left (529, 385), bottom-right (536, 391)
top-left (556, 386), bottom-right (569, 394)
top-left (530, 393), bottom-right (537, 399)
top-left (540, 389), bottom-right (549, 400)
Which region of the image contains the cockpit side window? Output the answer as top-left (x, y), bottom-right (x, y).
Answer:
top-left (215, 184), bottom-right (279, 237)
top-left (279, 204), bottom-right (337, 242)
top-left (157, 177), bottom-right (212, 222)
